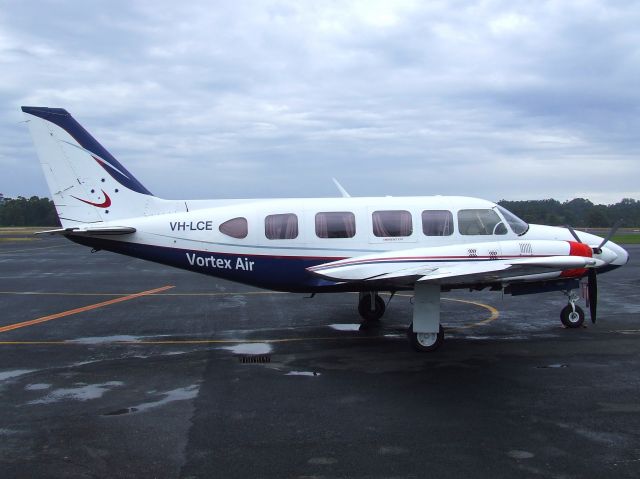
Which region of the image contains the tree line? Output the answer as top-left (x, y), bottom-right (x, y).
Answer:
top-left (0, 195), bottom-right (639, 228)
top-left (0, 196), bottom-right (60, 227)
top-left (497, 198), bottom-right (640, 228)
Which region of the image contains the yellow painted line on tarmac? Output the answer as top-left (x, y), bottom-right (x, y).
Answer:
top-left (0, 292), bottom-right (126, 297)
top-left (0, 285), bottom-right (174, 334)
top-left (112, 297), bottom-right (500, 342)
top-left (0, 336), bottom-right (385, 346)
top-left (104, 335), bottom-right (381, 345)
top-left (0, 289), bottom-right (499, 343)
top-left (0, 290), bottom-right (498, 328)
top-left (0, 290), bottom-right (285, 297)
top-left (442, 298), bottom-right (500, 329)
top-left (387, 292), bottom-right (499, 329)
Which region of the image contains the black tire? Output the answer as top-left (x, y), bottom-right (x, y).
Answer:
top-left (560, 304), bottom-right (585, 328)
top-left (358, 294), bottom-right (386, 322)
top-left (408, 323), bottom-right (444, 352)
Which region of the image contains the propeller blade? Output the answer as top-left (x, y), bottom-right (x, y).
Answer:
top-left (565, 224), bottom-right (582, 243)
top-left (588, 269), bottom-right (598, 324)
top-left (598, 219), bottom-right (624, 249)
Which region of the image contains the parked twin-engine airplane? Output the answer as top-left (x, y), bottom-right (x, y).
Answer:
top-left (22, 106), bottom-right (629, 352)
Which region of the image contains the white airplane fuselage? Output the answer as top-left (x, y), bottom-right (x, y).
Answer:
top-left (66, 195), bottom-right (629, 293)
top-left (21, 106), bottom-right (630, 352)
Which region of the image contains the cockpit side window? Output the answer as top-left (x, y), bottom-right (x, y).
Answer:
top-left (497, 205), bottom-right (529, 235)
top-left (219, 217), bottom-right (248, 239)
top-left (458, 209), bottom-right (507, 235)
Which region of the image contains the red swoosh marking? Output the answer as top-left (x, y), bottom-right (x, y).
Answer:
top-left (71, 190), bottom-right (112, 208)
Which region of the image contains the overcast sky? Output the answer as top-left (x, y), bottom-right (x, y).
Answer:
top-left (1, 0), bottom-right (638, 204)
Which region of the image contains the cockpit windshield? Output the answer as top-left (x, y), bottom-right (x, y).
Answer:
top-left (496, 205), bottom-right (529, 236)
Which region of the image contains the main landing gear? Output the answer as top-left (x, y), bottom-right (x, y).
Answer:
top-left (355, 284), bottom-right (592, 351)
top-left (560, 291), bottom-right (585, 328)
top-left (407, 283), bottom-right (444, 352)
top-left (357, 292), bottom-right (386, 322)
top-left (356, 286), bottom-right (445, 352)
top-left (408, 323), bottom-right (445, 352)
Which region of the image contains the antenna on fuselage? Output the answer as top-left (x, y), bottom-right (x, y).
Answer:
top-left (332, 178), bottom-right (351, 198)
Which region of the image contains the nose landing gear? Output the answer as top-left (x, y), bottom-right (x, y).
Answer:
top-left (560, 291), bottom-right (585, 328)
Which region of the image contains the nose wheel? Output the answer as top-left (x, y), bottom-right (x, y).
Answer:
top-left (560, 291), bottom-right (585, 328)
top-left (560, 304), bottom-right (585, 328)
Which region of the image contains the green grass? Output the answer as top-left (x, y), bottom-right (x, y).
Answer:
top-left (611, 234), bottom-right (640, 244)
top-left (0, 227), bottom-right (51, 242)
top-left (0, 237), bottom-right (38, 242)
top-left (0, 226), bottom-right (54, 233)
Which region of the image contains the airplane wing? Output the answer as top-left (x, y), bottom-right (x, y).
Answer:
top-left (308, 251), bottom-right (603, 286)
top-left (415, 256), bottom-right (603, 284)
top-left (35, 226), bottom-right (136, 236)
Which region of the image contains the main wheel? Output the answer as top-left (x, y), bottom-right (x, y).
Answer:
top-left (358, 294), bottom-right (386, 322)
top-left (560, 304), bottom-right (585, 328)
top-left (408, 323), bottom-right (444, 352)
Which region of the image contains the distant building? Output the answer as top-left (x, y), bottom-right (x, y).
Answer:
top-left (0, 193), bottom-right (5, 203)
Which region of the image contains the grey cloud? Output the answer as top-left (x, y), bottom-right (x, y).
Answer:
top-left (1, 0), bottom-right (638, 204)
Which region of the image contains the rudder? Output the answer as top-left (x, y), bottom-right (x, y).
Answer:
top-left (22, 107), bottom-right (176, 227)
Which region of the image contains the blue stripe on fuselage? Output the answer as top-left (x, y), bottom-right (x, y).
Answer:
top-left (67, 236), bottom-right (346, 292)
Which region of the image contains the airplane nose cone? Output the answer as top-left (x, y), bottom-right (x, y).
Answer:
top-left (601, 241), bottom-right (629, 266)
top-left (616, 243), bottom-right (630, 265)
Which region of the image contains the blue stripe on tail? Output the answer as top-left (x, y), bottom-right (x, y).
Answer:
top-left (21, 106), bottom-right (153, 196)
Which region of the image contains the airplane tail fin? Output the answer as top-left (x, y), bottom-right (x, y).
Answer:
top-left (22, 107), bottom-right (181, 227)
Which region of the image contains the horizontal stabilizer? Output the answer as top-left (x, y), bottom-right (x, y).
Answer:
top-left (36, 226), bottom-right (136, 236)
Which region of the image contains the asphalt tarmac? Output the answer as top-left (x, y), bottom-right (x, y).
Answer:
top-left (0, 233), bottom-right (639, 479)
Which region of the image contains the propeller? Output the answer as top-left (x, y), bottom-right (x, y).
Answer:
top-left (564, 220), bottom-right (623, 324)
top-left (594, 219), bottom-right (623, 254)
top-left (564, 224), bottom-right (582, 244)
top-left (587, 269), bottom-right (597, 323)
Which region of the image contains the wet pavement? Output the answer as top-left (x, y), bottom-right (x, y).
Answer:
top-left (0, 235), bottom-right (639, 478)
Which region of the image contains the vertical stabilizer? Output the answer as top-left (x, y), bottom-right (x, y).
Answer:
top-left (22, 107), bottom-right (182, 227)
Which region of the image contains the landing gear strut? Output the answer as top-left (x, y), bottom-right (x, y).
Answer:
top-left (358, 292), bottom-right (385, 322)
top-left (561, 291), bottom-right (585, 328)
top-left (408, 283), bottom-right (444, 352)
top-left (357, 286), bottom-right (445, 352)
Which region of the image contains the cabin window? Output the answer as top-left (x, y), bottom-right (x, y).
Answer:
top-left (265, 213), bottom-right (298, 240)
top-left (372, 210), bottom-right (413, 237)
top-left (458, 209), bottom-right (507, 235)
top-left (316, 212), bottom-right (356, 238)
top-left (219, 217), bottom-right (248, 239)
top-left (422, 210), bottom-right (453, 236)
